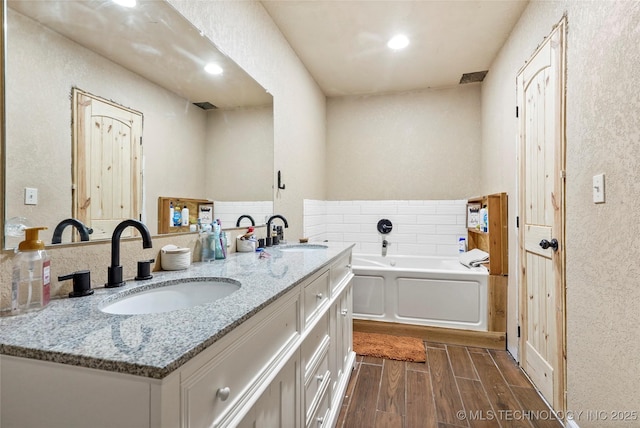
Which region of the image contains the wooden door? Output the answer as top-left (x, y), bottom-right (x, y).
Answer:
top-left (517, 19), bottom-right (566, 411)
top-left (73, 89), bottom-right (143, 241)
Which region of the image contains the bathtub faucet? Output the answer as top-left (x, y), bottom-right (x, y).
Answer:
top-left (382, 239), bottom-right (389, 257)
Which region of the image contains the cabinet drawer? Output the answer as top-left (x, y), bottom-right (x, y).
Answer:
top-left (182, 296), bottom-right (299, 428)
top-left (330, 252), bottom-right (352, 293)
top-left (304, 270), bottom-right (330, 325)
top-left (306, 377), bottom-right (331, 428)
top-left (301, 312), bottom-right (329, 377)
top-left (304, 351), bottom-right (330, 419)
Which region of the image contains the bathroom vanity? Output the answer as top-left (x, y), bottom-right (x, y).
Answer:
top-left (0, 243), bottom-right (354, 428)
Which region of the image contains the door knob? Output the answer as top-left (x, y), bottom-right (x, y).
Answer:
top-left (539, 238), bottom-right (559, 251)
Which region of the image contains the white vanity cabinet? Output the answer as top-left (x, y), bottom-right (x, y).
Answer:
top-left (0, 249), bottom-right (355, 428)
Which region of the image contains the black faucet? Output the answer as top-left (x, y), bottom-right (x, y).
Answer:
top-left (106, 219), bottom-right (152, 288)
top-left (266, 215), bottom-right (288, 244)
top-left (236, 215), bottom-right (256, 227)
top-left (51, 218), bottom-right (93, 244)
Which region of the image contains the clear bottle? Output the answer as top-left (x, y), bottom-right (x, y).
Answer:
top-left (213, 224), bottom-right (225, 260)
top-left (11, 227), bottom-right (51, 314)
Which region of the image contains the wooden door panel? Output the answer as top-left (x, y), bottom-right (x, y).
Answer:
top-left (524, 225), bottom-right (553, 258)
top-left (518, 19), bottom-right (565, 412)
top-left (73, 89), bottom-right (142, 241)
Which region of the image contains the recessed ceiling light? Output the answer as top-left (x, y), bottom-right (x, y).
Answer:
top-left (387, 34), bottom-right (410, 50)
top-left (112, 0), bottom-right (136, 7)
top-left (204, 63), bottom-right (223, 75)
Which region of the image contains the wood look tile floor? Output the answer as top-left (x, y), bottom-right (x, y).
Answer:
top-left (336, 342), bottom-right (563, 428)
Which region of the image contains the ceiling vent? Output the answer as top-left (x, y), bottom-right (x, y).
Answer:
top-left (459, 70), bottom-right (488, 84)
top-left (193, 101), bottom-right (218, 110)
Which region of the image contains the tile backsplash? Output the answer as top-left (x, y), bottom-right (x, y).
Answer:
top-left (303, 199), bottom-right (467, 256)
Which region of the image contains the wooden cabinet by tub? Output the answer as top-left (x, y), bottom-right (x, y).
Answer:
top-left (0, 251), bottom-right (355, 428)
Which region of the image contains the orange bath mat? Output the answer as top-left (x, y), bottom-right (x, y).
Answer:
top-left (353, 331), bottom-right (426, 362)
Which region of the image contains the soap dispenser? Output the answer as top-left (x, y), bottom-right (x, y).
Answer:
top-left (11, 227), bottom-right (51, 314)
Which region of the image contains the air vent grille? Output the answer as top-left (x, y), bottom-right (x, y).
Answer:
top-left (193, 101), bottom-right (218, 110)
top-left (459, 70), bottom-right (488, 84)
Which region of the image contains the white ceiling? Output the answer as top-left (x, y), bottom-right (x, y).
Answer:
top-left (262, 0), bottom-right (529, 97)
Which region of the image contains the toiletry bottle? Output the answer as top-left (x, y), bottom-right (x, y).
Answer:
top-left (11, 227), bottom-right (51, 314)
top-left (480, 206), bottom-right (489, 233)
top-left (181, 205), bottom-right (189, 226)
top-left (213, 223), bottom-right (224, 259)
top-left (173, 205), bottom-right (182, 227)
top-left (169, 201), bottom-right (174, 228)
top-left (458, 237), bottom-right (467, 253)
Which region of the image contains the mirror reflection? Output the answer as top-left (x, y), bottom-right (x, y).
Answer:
top-left (4, 0), bottom-right (274, 249)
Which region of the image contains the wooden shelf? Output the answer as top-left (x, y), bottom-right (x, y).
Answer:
top-left (467, 193), bottom-right (508, 276)
top-left (467, 192), bottom-right (508, 335)
top-left (157, 197), bottom-right (213, 235)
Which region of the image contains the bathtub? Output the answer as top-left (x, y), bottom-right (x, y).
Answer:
top-left (351, 254), bottom-right (489, 331)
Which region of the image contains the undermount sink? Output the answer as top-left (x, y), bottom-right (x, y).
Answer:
top-left (100, 278), bottom-right (241, 315)
top-left (277, 244), bottom-right (328, 252)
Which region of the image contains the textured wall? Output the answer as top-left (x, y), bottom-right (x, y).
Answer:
top-left (326, 85), bottom-right (482, 200)
top-left (205, 106), bottom-right (274, 202)
top-left (168, 0), bottom-right (327, 241)
top-left (482, 0), bottom-right (640, 422)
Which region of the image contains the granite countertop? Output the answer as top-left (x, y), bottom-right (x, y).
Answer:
top-left (0, 242), bottom-right (353, 380)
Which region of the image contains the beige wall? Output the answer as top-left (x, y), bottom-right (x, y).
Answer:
top-left (482, 0), bottom-right (640, 421)
top-left (168, 0), bottom-right (328, 241)
top-left (205, 106), bottom-right (274, 201)
top-left (326, 85), bottom-right (482, 200)
top-left (6, 9), bottom-right (208, 244)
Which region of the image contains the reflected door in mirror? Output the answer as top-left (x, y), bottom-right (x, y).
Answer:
top-left (73, 89), bottom-right (143, 241)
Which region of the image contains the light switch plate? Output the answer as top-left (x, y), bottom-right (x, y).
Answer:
top-left (24, 187), bottom-right (38, 205)
top-left (593, 173), bottom-right (605, 203)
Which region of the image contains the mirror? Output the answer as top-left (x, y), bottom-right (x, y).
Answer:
top-left (3, 0), bottom-right (274, 249)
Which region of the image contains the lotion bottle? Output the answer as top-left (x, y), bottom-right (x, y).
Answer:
top-left (181, 205), bottom-right (189, 226)
top-left (11, 227), bottom-right (51, 314)
top-left (169, 201), bottom-right (174, 228)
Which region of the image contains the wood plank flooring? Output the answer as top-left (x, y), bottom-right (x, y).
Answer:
top-left (337, 342), bottom-right (563, 428)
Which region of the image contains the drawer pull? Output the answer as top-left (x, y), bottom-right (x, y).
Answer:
top-left (341, 309), bottom-right (348, 317)
top-left (317, 416), bottom-right (324, 426)
top-left (316, 374), bottom-right (324, 382)
top-left (346, 264), bottom-right (352, 269)
top-left (316, 293), bottom-right (323, 300)
top-left (216, 387), bottom-right (231, 401)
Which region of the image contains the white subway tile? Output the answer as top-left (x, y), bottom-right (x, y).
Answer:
top-left (416, 214), bottom-right (458, 225)
top-left (326, 223), bottom-right (360, 233)
top-left (436, 225), bottom-right (467, 235)
top-left (436, 204), bottom-right (466, 215)
top-left (396, 224), bottom-right (437, 234)
top-left (327, 205), bottom-right (361, 215)
top-left (397, 205), bottom-right (437, 215)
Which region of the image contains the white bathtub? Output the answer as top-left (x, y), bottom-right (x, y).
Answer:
top-left (351, 254), bottom-right (489, 331)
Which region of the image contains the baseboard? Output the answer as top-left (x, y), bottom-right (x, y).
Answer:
top-left (353, 319), bottom-right (506, 350)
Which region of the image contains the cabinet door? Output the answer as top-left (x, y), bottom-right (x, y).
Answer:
top-left (340, 284), bottom-right (353, 372)
top-left (237, 352), bottom-right (300, 428)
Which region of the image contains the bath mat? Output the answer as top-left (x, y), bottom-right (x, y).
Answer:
top-left (353, 331), bottom-right (426, 362)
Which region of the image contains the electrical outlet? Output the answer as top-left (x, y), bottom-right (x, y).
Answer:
top-left (593, 174), bottom-right (605, 204)
top-left (24, 187), bottom-right (38, 205)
